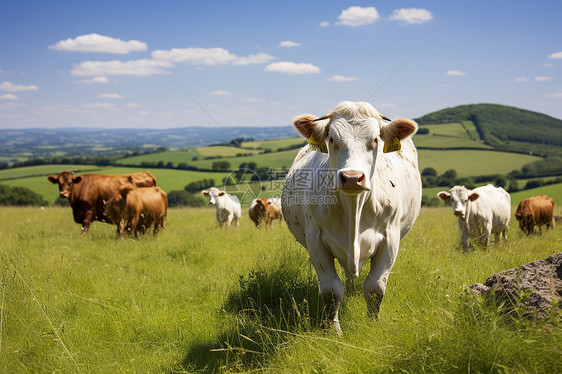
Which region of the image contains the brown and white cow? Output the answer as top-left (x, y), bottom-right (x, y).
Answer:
top-left (248, 198), bottom-right (265, 227)
top-left (515, 194), bottom-right (555, 235)
top-left (254, 197), bottom-right (283, 229)
top-left (282, 101), bottom-right (421, 332)
top-left (47, 171), bottom-right (157, 236)
top-left (105, 186), bottom-right (168, 238)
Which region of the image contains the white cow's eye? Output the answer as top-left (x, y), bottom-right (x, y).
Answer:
top-left (368, 138), bottom-right (378, 149)
top-left (329, 137), bottom-right (334, 143)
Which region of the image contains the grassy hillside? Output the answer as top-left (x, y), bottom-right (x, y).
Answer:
top-left (1, 207), bottom-right (560, 373)
top-left (415, 103), bottom-right (562, 156)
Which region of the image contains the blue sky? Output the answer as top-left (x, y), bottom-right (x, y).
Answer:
top-left (1, 1), bottom-right (561, 130)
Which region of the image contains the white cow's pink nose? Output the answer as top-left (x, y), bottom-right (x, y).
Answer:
top-left (454, 210), bottom-right (464, 217)
top-left (340, 170), bottom-right (366, 189)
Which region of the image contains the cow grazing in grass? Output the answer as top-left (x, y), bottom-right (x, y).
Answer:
top-left (438, 184), bottom-right (511, 250)
top-left (282, 101), bottom-right (422, 332)
top-left (202, 187), bottom-right (241, 227)
top-left (105, 186), bottom-right (168, 238)
top-left (515, 195), bottom-right (555, 235)
top-left (249, 198), bottom-right (265, 227)
top-left (254, 197), bottom-right (283, 229)
top-left (47, 171), bottom-right (157, 236)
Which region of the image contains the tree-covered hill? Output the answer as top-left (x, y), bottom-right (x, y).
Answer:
top-left (415, 103), bottom-right (562, 156)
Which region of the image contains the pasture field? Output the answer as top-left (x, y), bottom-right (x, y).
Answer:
top-left (0, 206), bottom-right (560, 373)
top-left (241, 137), bottom-right (305, 151)
top-left (418, 149), bottom-right (540, 177)
top-left (413, 133), bottom-right (491, 149)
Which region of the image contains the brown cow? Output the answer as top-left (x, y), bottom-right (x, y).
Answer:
top-left (515, 194), bottom-right (555, 235)
top-left (255, 197), bottom-right (283, 229)
top-left (248, 198), bottom-right (265, 227)
top-left (47, 171), bottom-right (157, 236)
top-left (105, 186), bottom-right (167, 238)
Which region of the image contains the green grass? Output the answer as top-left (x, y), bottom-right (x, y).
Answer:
top-left (421, 122), bottom-right (472, 138)
top-left (242, 137), bottom-right (305, 151)
top-left (116, 150), bottom-right (201, 166)
top-left (0, 206), bottom-right (560, 373)
top-left (414, 134), bottom-right (491, 149)
top-left (418, 149), bottom-right (540, 177)
top-left (197, 146), bottom-right (261, 158)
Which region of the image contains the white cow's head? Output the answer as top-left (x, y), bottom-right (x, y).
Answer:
top-left (293, 101), bottom-right (417, 195)
top-left (201, 187), bottom-right (225, 205)
top-left (437, 185), bottom-right (480, 218)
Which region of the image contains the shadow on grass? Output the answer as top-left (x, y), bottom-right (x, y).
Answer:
top-left (175, 248), bottom-right (351, 373)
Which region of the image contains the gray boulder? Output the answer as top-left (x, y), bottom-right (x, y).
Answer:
top-left (470, 253), bottom-right (562, 318)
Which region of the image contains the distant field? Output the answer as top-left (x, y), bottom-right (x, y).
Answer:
top-left (414, 134), bottom-right (491, 149)
top-left (421, 122), bottom-right (472, 138)
top-left (418, 149), bottom-right (540, 177)
top-left (188, 149), bottom-right (300, 170)
top-left (116, 150), bottom-right (200, 166)
top-left (242, 137), bottom-right (305, 151)
top-left (196, 146), bottom-right (261, 157)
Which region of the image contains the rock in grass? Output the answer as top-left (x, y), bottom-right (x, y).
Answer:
top-left (470, 253), bottom-right (562, 318)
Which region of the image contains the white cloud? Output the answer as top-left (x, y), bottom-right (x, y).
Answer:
top-left (545, 92), bottom-right (562, 98)
top-left (126, 103), bottom-right (140, 108)
top-left (98, 93), bottom-right (124, 99)
top-left (81, 76), bottom-right (110, 84)
top-left (336, 6), bottom-right (379, 27)
top-left (210, 90), bottom-right (231, 95)
top-left (548, 51), bottom-right (562, 59)
top-left (81, 102), bottom-right (117, 110)
top-left (279, 41), bottom-right (300, 48)
top-left (515, 77), bottom-right (529, 82)
top-left (234, 52), bottom-right (275, 66)
top-left (446, 70), bottom-right (467, 76)
top-left (71, 59), bottom-right (169, 76)
top-left (544, 63), bottom-right (553, 68)
top-left (265, 61), bottom-right (321, 75)
top-left (320, 21), bottom-right (330, 27)
top-left (152, 47), bottom-right (274, 66)
top-left (328, 75), bottom-right (358, 82)
top-left (535, 76), bottom-right (552, 81)
top-left (0, 94), bottom-right (17, 100)
top-left (0, 81), bottom-right (39, 92)
top-left (49, 33), bottom-right (147, 54)
top-left (389, 8), bottom-right (433, 24)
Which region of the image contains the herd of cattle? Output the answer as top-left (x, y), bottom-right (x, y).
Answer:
top-left (46, 101), bottom-right (556, 332)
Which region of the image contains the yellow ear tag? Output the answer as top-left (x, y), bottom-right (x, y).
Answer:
top-left (308, 135), bottom-right (328, 153)
top-left (383, 137), bottom-right (401, 153)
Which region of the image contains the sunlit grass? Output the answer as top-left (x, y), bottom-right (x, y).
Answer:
top-left (0, 207), bottom-right (560, 373)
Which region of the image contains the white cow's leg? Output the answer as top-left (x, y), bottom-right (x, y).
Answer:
top-left (363, 232), bottom-right (399, 319)
top-left (458, 220), bottom-right (470, 251)
top-left (226, 212), bottom-right (234, 226)
top-left (482, 222), bottom-right (492, 247)
top-left (307, 228), bottom-right (343, 333)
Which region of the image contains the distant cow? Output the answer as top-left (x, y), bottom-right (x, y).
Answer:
top-left (249, 199), bottom-right (265, 227)
top-left (282, 101), bottom-right (422, 332)
top-left (515, 195), bottom-right (555, 235)
top-left (105, 186), bottom-right (168, 238)
top-left (255, 197), bottom-right (283, 229)
top-left (202, 187), bottom-right (241, 227)
top-left (47, 171), bottom-right (157, 236)
top-left (438, 184), bottom-right (511, 250)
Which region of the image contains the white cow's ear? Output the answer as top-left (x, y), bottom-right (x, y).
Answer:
top-left (381, 118), bottom-right (418, 143)
top-left (218, 191), bottom-right (226, 197)
top-left (202, 190), bottom-right (209, 196)
top-left (437, 191), bottom-right (451, 201)
top-left (468, 192), bottom-right (480, 201)
top-left (293, 114), bottom-right (329, 141)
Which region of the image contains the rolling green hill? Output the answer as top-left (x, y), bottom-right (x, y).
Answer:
top-left (415, 103), bottom-right (562, 156)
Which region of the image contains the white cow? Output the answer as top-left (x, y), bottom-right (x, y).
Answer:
top-left (437, 184), bottom-right (510, 250)
top-left (202, 187), bottom-right (241, 227)
top-left (282, 101), bottom-right (422, 332)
